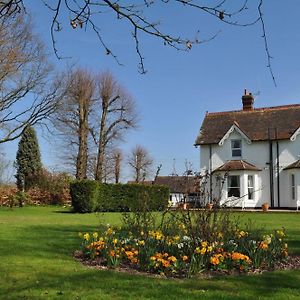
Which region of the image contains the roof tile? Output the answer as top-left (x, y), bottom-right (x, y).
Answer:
top-left (195, 104), bottom-right (300, 145)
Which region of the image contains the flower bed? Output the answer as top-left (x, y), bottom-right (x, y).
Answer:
top-left (77, 220), bottom-right (288, 277)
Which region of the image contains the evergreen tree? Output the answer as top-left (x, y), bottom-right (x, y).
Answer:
top-left (15, 126), bottom-right (42, 190)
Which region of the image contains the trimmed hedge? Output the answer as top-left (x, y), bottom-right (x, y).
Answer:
top-left (70, 180), bottom-right (99, 213)
top-left (70, 181), bottom-right (170, 213)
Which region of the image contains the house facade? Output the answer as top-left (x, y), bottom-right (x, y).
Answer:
top-left (195, 91), bottom-right (300, 209)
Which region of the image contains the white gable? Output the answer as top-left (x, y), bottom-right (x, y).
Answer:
top-left (218, 124), bottom-right (252, 146)
top-left (290, 126), bottom-right (300, 141)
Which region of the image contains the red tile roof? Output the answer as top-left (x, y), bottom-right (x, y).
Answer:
top-left (195, 104), bottom-right (300, 145)
top-left (154, 176), bottom-right (199, 193)
top-left (212, 160), bottom-right (261, 173)
top-left (284, 159), bottom-right (300, 170)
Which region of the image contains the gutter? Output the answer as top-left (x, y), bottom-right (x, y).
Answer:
top-left (275, 128), bottom-right (281, 208)
top-left (209, 144), bottom-right (212, 203)
top-left (268, 128), bottom-right (274, 208)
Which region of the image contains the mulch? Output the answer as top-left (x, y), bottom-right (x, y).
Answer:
top-left (73, 251), bottom-right (300, 279)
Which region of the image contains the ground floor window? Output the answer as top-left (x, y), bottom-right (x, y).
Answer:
top-left (228, 175), bottom-right (240, 197)
top-left (291, 174), bottom-right (295, 200)
top-left (248, 175), bottom-right (254, 200)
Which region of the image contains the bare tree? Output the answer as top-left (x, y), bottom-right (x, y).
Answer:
top-left (52, 69), bottom-right (136, 181)
top-left (94, 72), bottom-right (137, 182)
top-left (111, 148), bottom-right (122, 183)
top-left (0, 1), bottom-right (275, 84)
top-left (52, 68), bottom-right (95, 179)
top-left (0, 147), bottom-right (12, 184)
top-left (0, 11), bottom-right (60, 143)
top-left (128, 145), bottom-right (153, 183)
top-left (101, 150), bottom-right (115, 183)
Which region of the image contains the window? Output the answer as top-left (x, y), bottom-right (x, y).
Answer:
top-left (291, 174), bottom-right (295, 200)
top-left (231, 140), bottom-right (242, 157)
top-left (228, 175), bottom-right (240, 197)
top-left (248, 175), bottom-right (254, 200)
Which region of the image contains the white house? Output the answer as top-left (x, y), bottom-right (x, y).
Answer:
top-left (195, 91), bottom-right (300, 209)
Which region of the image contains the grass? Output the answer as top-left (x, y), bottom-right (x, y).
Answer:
top-left (0, 206), bottom-right (299, 300)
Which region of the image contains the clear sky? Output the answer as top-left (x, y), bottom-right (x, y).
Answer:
top-left (4, 0), bottom-right (300, 181)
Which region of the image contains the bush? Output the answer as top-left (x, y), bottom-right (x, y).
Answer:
top-left (70, 181), bottom-right (169, 213)
top-left (8, 191), bottom-right (29, 208)
top-left (70, 180), bottom-right (99, 213)
top-left (27, 169), bottom-right (72, 205)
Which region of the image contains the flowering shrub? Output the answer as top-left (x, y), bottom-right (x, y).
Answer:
top-left (78, 219), bottom-right (288, 277)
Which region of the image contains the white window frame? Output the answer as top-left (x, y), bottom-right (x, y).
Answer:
top-left (231, 139), bottom-right (242, 158)
top-left (247, 175), bottom-right (254, 200)
top-left (227, 175), bottom-right (240, 198)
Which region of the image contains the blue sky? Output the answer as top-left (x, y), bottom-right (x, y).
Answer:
top-left (4, 1), bottom-right (300, 181)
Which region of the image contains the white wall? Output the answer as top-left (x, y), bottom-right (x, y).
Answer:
top-left (199, 128), bottom-right (300, 208)
top-left (170, 193), bottom-right (184, 206)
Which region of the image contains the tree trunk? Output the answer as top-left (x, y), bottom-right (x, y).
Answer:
top-left (115, 156), bottom-right (120, 183)
top-left (95, 101), bottom-right (108, 181)
top-left (76, 100), bottom-right (88, 179)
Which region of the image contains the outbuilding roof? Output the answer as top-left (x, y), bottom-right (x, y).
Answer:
top-left (154, 176), bottom-right (199, 193)
top-left (195, 104), bottom-right (300, 145)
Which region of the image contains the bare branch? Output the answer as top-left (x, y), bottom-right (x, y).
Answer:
top-left (0, 1), bottom-right (274, 80)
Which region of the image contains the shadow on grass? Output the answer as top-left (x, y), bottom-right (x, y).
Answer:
top-left (0, 224), bottom-right (99, 260)
top-left (53, 210), bottom-right (75, 214)
top-left (1, 265), bottom-right (300, 300)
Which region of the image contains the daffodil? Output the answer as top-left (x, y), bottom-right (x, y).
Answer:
top-left (83, 233), bottom-right (90, 241)
top-left (138, 240), bottom-right (145, 246)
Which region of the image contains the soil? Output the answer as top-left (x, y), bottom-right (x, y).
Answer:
top-left (73, 251), bottom-right (300, 279)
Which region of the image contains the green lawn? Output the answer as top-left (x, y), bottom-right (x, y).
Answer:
top-left (0, 206), bottom-right (299, 300)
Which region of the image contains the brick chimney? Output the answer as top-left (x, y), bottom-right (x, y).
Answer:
top-left (242, 89), bottom-right (254, 111)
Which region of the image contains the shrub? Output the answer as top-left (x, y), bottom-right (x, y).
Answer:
top-left (27, 169), bottom-right (72, 205)
top-left (8, 191), bottom-right (29, 208)
top-left (70, 180), bottom-right (99, 213)
top-left (70, 181), bottom-right (169, 213)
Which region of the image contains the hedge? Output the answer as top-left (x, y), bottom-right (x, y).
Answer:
top-left (70, 180), bottom-right (99, 213)
top-left (70, 181), bottom-right (170, 213)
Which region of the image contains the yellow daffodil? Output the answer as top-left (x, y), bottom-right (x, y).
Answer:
top-left (276, 230), bottom-right (285, 238)
top-left (138, 240), bottom-right (145, 246)
top-left (106, 228), bottom-right (114, 235)
top-left (83, 233), bottom-right (90, 241)
top-left (200, 247), bottom-right (206, 255)
top-left (201, 241), bottom-right (208, 248)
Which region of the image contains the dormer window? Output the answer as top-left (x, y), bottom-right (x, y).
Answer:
top-left (231, 140), bottom-right (242, 157)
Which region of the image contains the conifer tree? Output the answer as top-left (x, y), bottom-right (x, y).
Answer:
top-left (15, 126), bottom-right (42, 190)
